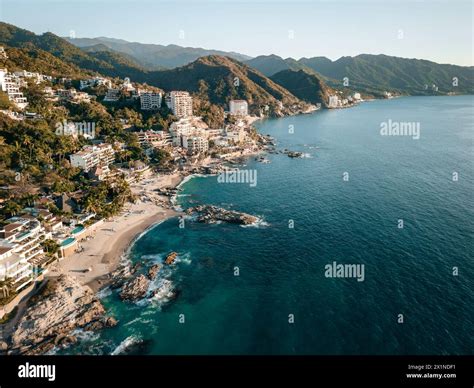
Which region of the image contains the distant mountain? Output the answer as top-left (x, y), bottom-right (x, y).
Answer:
top-left (65, 37), bottom-right (252, 69)
top-left (270, 69), bottom-right (334, 107)
top-left (145, 55), bottom-right (308, 115)
top-left (0, 22), bottom-right (149, 81)
top-left (245, 55), bottom-right (295, 77)
top-left (81, 43), bottom-right (166, 71)
top-left (247, 54), bottom-right (474, 96)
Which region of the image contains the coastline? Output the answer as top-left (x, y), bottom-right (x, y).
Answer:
top-left (49, 172), bottom-right (184, 293)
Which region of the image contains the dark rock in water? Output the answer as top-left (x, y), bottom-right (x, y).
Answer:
top-left (286, 151), bottom-right (304, 158)
top-left (121, 339), bottom-right (152, 355)
top-left (105, 316), bottom-right (118, 327)
top-left (147, 264), bottom-right (161, 280)
top-left (120, 275), bottom-right (150, 301)
top-left (164, 252), bottom-right (178, 265)
top-left (185, 205), bottom-right (258, 225)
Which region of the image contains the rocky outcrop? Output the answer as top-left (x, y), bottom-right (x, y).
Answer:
top-left (10, 275), bottom-right (116, 355)
top-left (147, 264), bottom-right (161, 280)
top-left (109, 262), bottom-right (140, 290)
top-left (164, 252), bottom-right (178, 265)
top-left (119, 274), bottom-right (150, 301)
top-left (155, 187), bottom-right (178, 197)
top-left (186, 205), bottom-right (258, 225)
top-left (285, 150), bottom-right (304, 158)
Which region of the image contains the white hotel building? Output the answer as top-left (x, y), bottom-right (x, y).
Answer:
top-left (184, 136), bottom-right (209, 154)
top-left (0, 218), bottom-right (49, 292)
top-left (69, 144), bottom-right (115, 172)
top-left (166, 91), bottom-right (193, 118)
top-left (140, 92), bottom-right (162, 110)
top-left (229, 100), bottom-right (248, 116)
top-left (0, 68), bottom-right (28, 110)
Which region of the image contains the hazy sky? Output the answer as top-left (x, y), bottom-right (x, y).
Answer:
top-left (1, 0), bottom-right (473, 66)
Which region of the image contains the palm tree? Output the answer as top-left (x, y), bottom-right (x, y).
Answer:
top-left (4, 201), bottom-right (21, 217)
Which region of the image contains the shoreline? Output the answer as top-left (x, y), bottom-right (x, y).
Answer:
top-left (49, 172), bottom-right (184, 293)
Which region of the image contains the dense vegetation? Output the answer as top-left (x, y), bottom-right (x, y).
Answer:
top-left (146, 55), bottom-right (307, 116)
top-left (270, 69), bottom-right (334, 106)
top-left (246, 54), bottom-right (474, 96)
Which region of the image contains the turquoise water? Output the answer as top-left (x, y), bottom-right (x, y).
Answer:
top-left (63, 96), bottom-right (473, 355)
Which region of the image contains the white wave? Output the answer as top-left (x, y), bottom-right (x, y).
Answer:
top-left (241, 217), bottom-right (270, 228)
top-left (123, 317), bottom-right (142, 327)
top-left (141, 253), bottom-right (164, 263)
top-left (111, 335), bottom-right (143, 355)
top-left (150, 279), bottom-right (175, 302)
top-left (176, 173), bottom-right (208, 189)
top-left (72, 329), bottom-right (101, 343)
top-left (176, 252), bottom-right (192, 265)
top-left (122, 219), bottom-right (167, 259)
top-left (96, 286), bottom-right (112, 299)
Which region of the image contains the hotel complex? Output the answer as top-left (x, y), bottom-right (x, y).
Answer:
top-left (0, 217), bottom-right (50, 292)
top-left (166, 91), bottom-right (193, 118)
top-left (69, 144), bottom-right (115, 172)
top-left (229, 100), bottom-right (248, 116)
top-left (140, 92), bottom-right (162, 110)
top-left (0, 68), bottom-right (28, 110)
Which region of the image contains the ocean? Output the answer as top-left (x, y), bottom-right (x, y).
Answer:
top-left (62, 95), bottom-right (474, 355)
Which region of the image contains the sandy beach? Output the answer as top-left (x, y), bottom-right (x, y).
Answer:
top-left (49, 172), bottom-right (184, 292)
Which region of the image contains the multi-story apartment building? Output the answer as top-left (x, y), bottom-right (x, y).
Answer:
top-left (167, 91), bottom-right (193, 118)
top-left (184, 136), bottom-right (209, 154)
top-left (137, 130), bottom-right (172, 148)
top-left (80, 77), bottom-right (112, 90)
top-left (229, 100), bottom-right (248, 116)
top-left (0, 218), bottom-right (49, 291)
top-left (140, 92), bottom-right (162, 110)
top-left (103, 88), bottom-right (120, 102)
top-left (69, 144), bottom-right (115, 172)
top-left (170, 118), bottom-right (194, 146)
top-left (0, 68), bottom-right (28, 110)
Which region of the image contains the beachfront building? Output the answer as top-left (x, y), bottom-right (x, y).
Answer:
top-left (137, 130), bottom-right (172, 148)
top-left (353, 92), bottom-right (361, 101)
top-left (229, 100), bottom-right (248, 116)
top-left (224, 128), bottom-right (246, 144)
top-left (166, 91), bottom-right (193, 118)
top-left (328, 95), bottom-right (339, 108)
top-left (140, 92), bottom-right (162, 110)
top-left (0, 217), bottom-right (49, 291)
top-left (183, 136), bottom-right (209, 154)
top-left (170, 118), bottom-right (194, 146)
top-left (69, 143), bottom-right (115, 173)
top-left (0, 68), bottom-right (28, 109)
